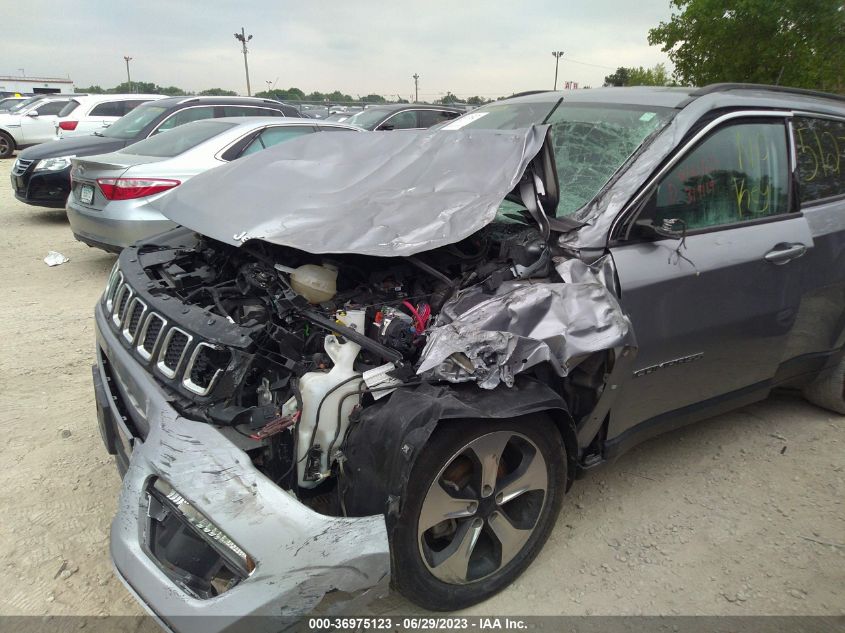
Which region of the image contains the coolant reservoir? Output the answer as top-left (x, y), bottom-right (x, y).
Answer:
top-left (290, 264), bottom-right (337, 304)
top-left (296, 309), bottom-right (366, 488)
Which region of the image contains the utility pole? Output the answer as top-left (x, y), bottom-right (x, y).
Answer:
top-left (234, 27), bottom-right (253, 96)
top-left (412, 73), bottom-right (419, 103)
top-left (123, 56), bottom-right (133, 93)
top-left (552, 51), bottom-right (564, 90)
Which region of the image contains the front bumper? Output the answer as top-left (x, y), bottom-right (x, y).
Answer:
top-left (11, 166), bottom-right (70, 208)
top-left (93, 301), bottom-right (391, 632)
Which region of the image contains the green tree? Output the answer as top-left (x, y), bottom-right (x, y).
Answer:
top-left (110, 80), bottom-right (158, 94)
top-left (604, 67), bottom-right (631, 87)
top-left (627, 63), bottom-right (673, 86)
top-left (157, 85), bottom-right (187, 96)
top-left (648, 0), bottom-right (845, 93)
top-left (76, 85), bottom-right (106, 94)
top-left (198, 88), bottom-right (236, 96)
top-left (437, 91), bottom-right (460, 104)
top-left (465, 95), bottom-right (489, 105)
top-left (361, 94), bottom-right (386, 103)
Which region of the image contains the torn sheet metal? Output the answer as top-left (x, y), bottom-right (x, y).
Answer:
top-left (417, 256), bottom-right (632, 389)
top-left (156, 126), bottom-right (549, 256)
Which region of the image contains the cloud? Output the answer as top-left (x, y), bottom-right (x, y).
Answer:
top-left (0, 0), bottom-right (674, 97)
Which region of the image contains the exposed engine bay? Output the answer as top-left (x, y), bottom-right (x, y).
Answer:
top-left (126, 220), bottom-right (556, 508)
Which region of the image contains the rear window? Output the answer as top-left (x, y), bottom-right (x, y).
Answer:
top-left (794, 116), bottom-right (845, 203)
top-left (58, 100), bottom-right (81, 117)
top-left (120, 120), bottom-right (236, 157)
top-left (102, 104), bottom-right (168, 140)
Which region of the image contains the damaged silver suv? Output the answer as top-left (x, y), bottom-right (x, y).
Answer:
top-left (92, 84), bottom-right (845, 629)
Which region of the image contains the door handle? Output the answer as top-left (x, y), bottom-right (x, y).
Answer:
top-left (764, 243), bottom-right (807, 265)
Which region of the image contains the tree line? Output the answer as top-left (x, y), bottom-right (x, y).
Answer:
top-left (78, 3), bottom-right (843, 101)
top-left (74, 82), bottom-right (495, 104)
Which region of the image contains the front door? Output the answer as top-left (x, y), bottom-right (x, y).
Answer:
top-left (20, 99), bottom-right (70, 144)
top-left (608, 117), bottom-right (812, 437)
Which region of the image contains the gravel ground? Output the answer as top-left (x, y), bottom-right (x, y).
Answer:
top-left (0, 155), bottom-right (842, 619)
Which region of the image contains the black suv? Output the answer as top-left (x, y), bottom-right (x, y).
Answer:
top-left (11, 96), bottom-right (300, 208)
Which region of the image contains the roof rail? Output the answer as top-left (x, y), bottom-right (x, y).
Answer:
top-left (509, 90), bottom-right (554, 98)
top-left (690, 83), bottom-right (845, 104)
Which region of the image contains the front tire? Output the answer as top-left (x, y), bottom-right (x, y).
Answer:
top-left (392, 414), bottom-right (566, 611)
top-left (0, 132), bottom-right (14, 159)
top-left (803, 354), bottom-right (845, 414)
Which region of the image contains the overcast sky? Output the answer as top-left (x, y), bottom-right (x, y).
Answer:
top-left (1, 0), bottom-right (675, 98)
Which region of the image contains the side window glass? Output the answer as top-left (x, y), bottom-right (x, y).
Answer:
top-left (222, 106), bottom-right (279, 117)
top-left (419, 110), bottom-right (459, 127)
top-left (381, 111), bottom-right (417, 130)
top-left (239, 125), bottom-right (314, 158)
top-left (90, 101), bottom-right (124, 117)
top-left (793, 116), bottom-right (845, 203)
top-left (155, 106), bottom-right (216, 133)
top-left (652, 122), bottom-right (789, 230)
top-left (35, 101), bottom-right (69, 116)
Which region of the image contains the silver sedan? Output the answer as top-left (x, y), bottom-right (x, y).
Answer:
top-left (66, 117), bottom-right (361, 252)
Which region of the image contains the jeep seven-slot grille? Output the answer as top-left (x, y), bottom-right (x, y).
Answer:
top-left (140, 314), bottom-right (165, 358)
top-left (187, 345), bottom-right (231, 393)
top-left (104, 270), bottom-right (228, 397)
top-left (123, 299), bottom-right (147, 342)
top-left (163, 331), bottom-right (189, 371)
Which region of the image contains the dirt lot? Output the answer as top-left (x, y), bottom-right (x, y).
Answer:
top-left (0, 156), bottom-right (842, 619)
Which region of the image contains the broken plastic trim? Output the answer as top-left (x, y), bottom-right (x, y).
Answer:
top-left (149, 478), bottom-right (255, 578)
top-left (417, 255), bottom-right (633, 389)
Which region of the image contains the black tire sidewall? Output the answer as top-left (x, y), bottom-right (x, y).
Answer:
top-left (392, 414), bottom-right (566, 611)
top-left (0, 132), bottom-right (13, 159)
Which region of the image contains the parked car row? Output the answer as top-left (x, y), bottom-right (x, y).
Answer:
top-left (81, 83), bottom-right (845, 632)
top-left (11, 96), bottom-right (299, 207)
top-left (67, 116), bottom-right (360, 251)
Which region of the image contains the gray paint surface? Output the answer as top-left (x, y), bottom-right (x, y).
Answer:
top-left (157, 126), bottom-right (549, 256)
top-left (95, 304), bottom-right (390, 632)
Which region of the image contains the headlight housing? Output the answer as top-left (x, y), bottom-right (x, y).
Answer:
top-left (34, 156), bottom-right (74, 172)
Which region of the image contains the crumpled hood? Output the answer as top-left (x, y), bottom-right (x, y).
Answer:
top-left (156, 125), bottom-right (549, 256)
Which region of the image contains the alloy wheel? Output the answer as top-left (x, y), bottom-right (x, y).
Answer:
top-left (417, 430), bottom-right (548, 584)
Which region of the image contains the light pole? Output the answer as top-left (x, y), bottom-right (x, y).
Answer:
top-left (412, 73), bottom-right (419, 103)
top-left (234, 27), bottom-right (253, 96)
top-left (552, 51), bottom-right (564, 90)
top-left (123, 56), bottom-right (133, 93)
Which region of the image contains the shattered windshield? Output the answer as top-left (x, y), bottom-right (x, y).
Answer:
top-left (452, 101), bottom-right (674, 217)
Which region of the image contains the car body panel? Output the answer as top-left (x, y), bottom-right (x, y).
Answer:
top-left (67, 118), bottom-right (362, 251)
top-left (89, 85), bottom-right (845, 628)
top-left (94, 302), bottom-right (390, 632)
top-left (54, 94), bottom-right (165, 139)
top-left (13, 97), bottom-right (300, 208)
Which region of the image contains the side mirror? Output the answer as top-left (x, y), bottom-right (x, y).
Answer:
top-left (632, 217), bottom-right (686, 240)
top-left (26, 111), bottom-right (39, 118)
top-left (378, 123), bottom-right (394, 131)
